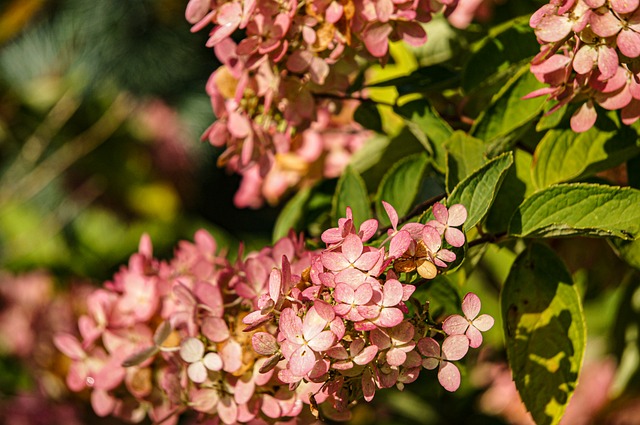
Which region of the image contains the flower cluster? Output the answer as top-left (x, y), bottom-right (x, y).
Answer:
top-left (527, 0), bottom-right (640, 132)
top-left (54, 201), bottom-right (493, 423)
top-left (187, 0), bottom-right (458, 207)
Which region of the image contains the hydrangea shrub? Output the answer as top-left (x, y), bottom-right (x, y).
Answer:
top-left (46, 0), bottom-right (640, 424)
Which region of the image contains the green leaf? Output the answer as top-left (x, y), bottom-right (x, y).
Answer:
top-left (394, 100), bottom-right (454, 173)
top-left (508, 183), bottom-right (640, 240)
top-left (448, 151), bottom-right (514, 230)
top-left (273, 186), bottom-right (313, 242)
top-left (532, 121), bottom-right (640, 189)
top-left (354, 100), bottom-right (384, 133)
top-left (471, 65), bottom-right (547, 143)
top-left (375, 153), bottom-right (429, 227)
top-left (444, 131), bottom-right (486, 193)
top-left (501, 243), bottom-right (586, 425)
top-left (610, 272), bottom-right (640, 394)
top-left (485, 149), bottom-right (535, 234)
top-left (412, 275), bottom-right (462, 320)
top-left (332, 166), bottom-right (371, 228)
top-left (366, 65), bottom-right (459, 95)
top-left (462, 17), bottom-right (538, 94)
top-left (610, 238), bottom-right (640, 270)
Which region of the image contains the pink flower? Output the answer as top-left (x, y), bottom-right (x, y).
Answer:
top-left (279, 306), bottom-right (336, 377)
top-left (442, 292), bottom-right (495, 348)
top-left (418, 335), bottom-right (470, 392)
top-left (180, 337), bottom-right (223, 383)
top-left (426, 203), bottom-right (467, 247)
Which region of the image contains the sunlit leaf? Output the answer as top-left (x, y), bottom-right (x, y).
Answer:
top-left (502, 243), bottom-right (586, 425)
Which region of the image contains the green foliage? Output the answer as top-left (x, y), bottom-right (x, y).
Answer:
top-left (395, 100), bottom-right (453, 173)
top-left (509, 184), bottom-right (640, 240)
top-left (375, 153), bottom-right (429, 226)
top-left (332, 166), bottom-right (371, 228)
top-left (448, 152), bottom-right (513, 230)
top-left (444, 131), bottom-right (486, 193)
top-left (471, 65), bottom-right (547, 144)
top-left (532, 120), bottom-right (640, 189)
top-left (502, 243), bottom-right (586, 425)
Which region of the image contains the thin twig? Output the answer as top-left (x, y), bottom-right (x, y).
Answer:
top-left (2, 88), bottom-right (80, 184)
top-left (0, 93), bottom-right (136, 204)
top-left (467, 232), bottom-right (507, 248)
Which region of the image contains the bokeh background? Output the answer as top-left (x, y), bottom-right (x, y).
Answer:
top-left (1, 0), bottom-right (639, 424)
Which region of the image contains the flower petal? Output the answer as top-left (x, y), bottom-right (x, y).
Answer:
top-left (438, 361), bottom-right (462, 392)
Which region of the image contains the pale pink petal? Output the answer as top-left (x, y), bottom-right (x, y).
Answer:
top-left (596, 84), bottom-right (633, 110)
top-left (53, 333), bottom-right (85, 360)
top-left (466, 325), bottom-right (484, 348)
top-left (598, 46), bottom-right (620, 80)
top-left (218, 395), bottom-right (238, 425)
top-left (432, 203), bottom-right (448, 224)
top-left (611, 0), bottom-right (639, 14)
top-left (382, 201), bottom-right (399, 229)
top-left (583, 0), bottom-right (606, 6)
top-left (530, 54), bottom-right (571, 75)
top-left (353, 345), bottom-right (378, 365)
top-left (573, 45), bottom-right (598, 75)
top-left (268, 268), bottom-right (282, 303)
top-left (442, 314), bottom-right (469, 336)
top-left (302, 307), bottom-right (329, 341)
top-left (376, 0), bottom-right (393, 22)
top-left (447, 204), bottom-right (467, 226)
top-left (202, 317), bottom-right (230, 342)
top-left (359, 219), bottom-right (379, 242)
top-left (279, 308), bottom-right (304, 344)
top-left (307, 330), bottom-right (336, 352)
top-left (441, 335), bottom-right (470, 361)
top-left (234, 375), bottom-right (256, 405)
top-left (618, 29), bottom-right (640, 58)
top-left (185, 0), bottom-right (210, 24)
top-left (535, 15), bottom-right (573, 42)
top-left (322, 251), bottom-right (350, 271)
top-left (570, 100), bottom-right (597, 132)
top-left (354, 283), bottom-right (373, 304)
top-left (382, 279), bottom-right (404, 307)
top-left (334, 283), bottom-right (355, 304)
top-left (354, 250), bottom-right (382, 271)
top-left (289, 345), bottom-right (316, 376)
top-left (342, 234), bottom-right (364, 264)
top-left (389, 230), bottom-right (412, 258)
top-left (444, 227), bottom-right (466, 247)
top-left (188, 361), bottom-right (208, 383)
top-left (473, 314), bottom-right (495, 332)
top-left (423, 226), bottom-right (442, 253)
top-left (204, 352), bottom-right (223, 371)
top-left (438, 361), bottom-right (462, 392)
top-left (461, 292), bottom-right (482, 320)
top-left (309, 56), bottom-right (329, 85)
top-left (377, 307), bottom-right (403, 327)
top-left (387, 347), bottom-right (408, 367)
top-left (221, 340), bottom-right (243, 373)
top-left (326, 1), bottom-right (344, 23)
top-left (180, 338), bottom-right (204, 363)
top-left (589, 10), bottom-right (622, 38)
top-left (362, 22), bottom-right (392, 57)
top-left (91, 389), bottom-right (116, 417)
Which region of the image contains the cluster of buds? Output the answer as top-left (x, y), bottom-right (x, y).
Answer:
top-left (54, 201), bottom-right (493, 424)
top-left (187, 0), bottom-right (458, 207)
top-left (527, 0), bottom-right (640, 132)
